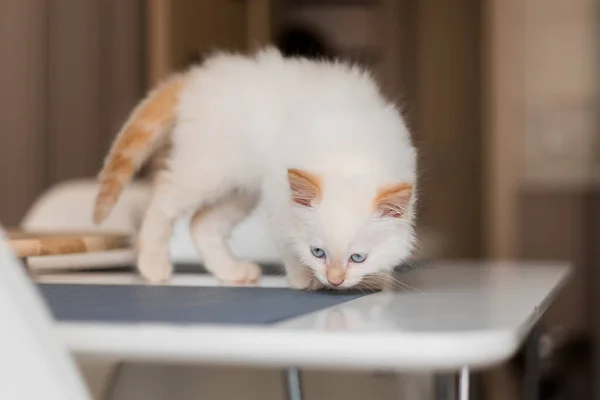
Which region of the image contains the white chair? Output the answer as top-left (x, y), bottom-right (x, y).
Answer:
top-left (0, 226), bottom-right (91, 399)
top-left (20, 180), bottom-right (148, 271)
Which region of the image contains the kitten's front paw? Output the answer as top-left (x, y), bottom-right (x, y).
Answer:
top-left (216, 262), bottom-right (262, 284)
top-left (138, 251), bottom-right (173, 283)
top-left (305, 280), bottom-right (326, 291)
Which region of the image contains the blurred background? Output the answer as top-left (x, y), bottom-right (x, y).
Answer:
top-left (0, 0), bottom-right (598, 399)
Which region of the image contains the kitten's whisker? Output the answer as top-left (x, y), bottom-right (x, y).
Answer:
top-left (357, 275), bottom-right (386, 292)
top-left (271, 267), bottom-right (286, 277)
top-left (405, 258), bottom-right (420, 270)
top-left (387, 276), bottom-right (421, 292)
top-left (360, 272), bottom-right (421, 293)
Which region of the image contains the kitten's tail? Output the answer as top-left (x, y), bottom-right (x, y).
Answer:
top-left (93, 74), bottom-right (186, 224)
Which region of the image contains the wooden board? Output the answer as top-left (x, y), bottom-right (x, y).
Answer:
top-left (6, 230), bottom-right (132, 258)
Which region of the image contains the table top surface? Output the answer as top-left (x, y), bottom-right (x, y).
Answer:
top-left (37, 261), bottom-right (570, 371)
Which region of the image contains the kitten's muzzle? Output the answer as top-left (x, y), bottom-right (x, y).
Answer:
top-left (326, 268), bottom-right (346, 286)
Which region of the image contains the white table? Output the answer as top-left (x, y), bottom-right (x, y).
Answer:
top-left (37, 261), bottom-right (570, 400)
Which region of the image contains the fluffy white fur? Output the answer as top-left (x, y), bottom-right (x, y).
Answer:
top-left (138, 48), bottom-right (417, 290)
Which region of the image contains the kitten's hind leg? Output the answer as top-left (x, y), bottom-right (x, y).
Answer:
top-left (137, 184), bottom-right (191, 283)
top-left (190, 191), bottom-right (261, 283)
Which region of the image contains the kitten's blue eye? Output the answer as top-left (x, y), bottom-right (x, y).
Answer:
top-left (350, 253), bottom-right (367, 263)
top-left (310, 247), bottom-right (326, 259)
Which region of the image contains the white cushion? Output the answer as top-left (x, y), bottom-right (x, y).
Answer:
top-left (21, 180), bottom-right (281, 270)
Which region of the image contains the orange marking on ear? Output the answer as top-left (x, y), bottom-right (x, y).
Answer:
top-left (374, 183), bottom-right (412, 203)
top-left (287, 168), bottom-right (322, 207)
top-left (373, 183), bottom-right (413, 219)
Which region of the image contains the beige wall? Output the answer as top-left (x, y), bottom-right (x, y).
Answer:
top-left (518, 0), bottom-right (597, 332)
top-left (147, 0), bottom-right (273, 85)
top-left (521, 0), bottom-right (597, 188)
top-left (485, 0), bottom-right (598, 330)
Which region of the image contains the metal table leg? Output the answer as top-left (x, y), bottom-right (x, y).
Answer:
top-left (523, 325), bottom-right (541, 400)
top-left (285, 366), bottom-right (474, 400)
top-left (435, 367), bottom-right (472, 400)
top-left (284, 367), bottom-right (303, 400)
top-left (459, 367), bottom-right (470, 400)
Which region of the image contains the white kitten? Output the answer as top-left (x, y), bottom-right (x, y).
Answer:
top-left (93, 48), bottom-right (417, 290)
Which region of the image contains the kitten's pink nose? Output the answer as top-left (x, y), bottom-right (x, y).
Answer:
top-left (326, 268), bottom-right (345, 286)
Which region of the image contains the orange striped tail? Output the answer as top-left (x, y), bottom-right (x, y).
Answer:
top-left (93, 74), bottom-right (185, 224)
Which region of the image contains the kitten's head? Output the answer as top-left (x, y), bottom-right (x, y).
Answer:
top-left (286, 168), bottom-right (416, 289)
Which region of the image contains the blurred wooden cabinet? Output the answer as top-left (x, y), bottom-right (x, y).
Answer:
top-left (145, 0), bottom-right (413, 102)
top-left (146, 0), bottom-right (277, 84)
top-left (0, 0), bottom-right (145, 226)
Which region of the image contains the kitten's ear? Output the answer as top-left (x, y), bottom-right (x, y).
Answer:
top-left (373, 183), bottom-right (413, 219)
top-left (287, 168), bottom-right (322, 207)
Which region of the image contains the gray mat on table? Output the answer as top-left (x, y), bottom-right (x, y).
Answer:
top-left (38, 284), bottom-right (366, 326)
